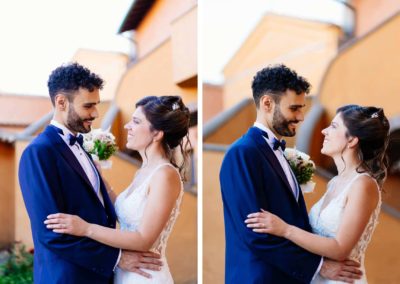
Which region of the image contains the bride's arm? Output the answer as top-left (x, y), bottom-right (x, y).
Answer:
top-left (45, 166), bottom-right (181, 251)
top-left (245, 176), bottom-right (379, 261)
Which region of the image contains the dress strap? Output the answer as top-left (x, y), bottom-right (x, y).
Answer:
top-left (141, 163), bottom-right (182, 196)
top-left (341, 172), bottom-right (380, 196)
top-left (143, 163), bottom-right (180, 185)
top-left (149, 163), bottom-right (178, 176)
top-left (356, 172), bottom-right (380, 192)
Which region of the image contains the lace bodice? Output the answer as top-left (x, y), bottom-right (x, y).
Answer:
top-left (309, 173), bottom-right (381, 283)
top-left (114, 163), bottom-right (184, 256)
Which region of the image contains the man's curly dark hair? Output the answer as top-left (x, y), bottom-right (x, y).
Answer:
top-left (47, 62), bottom-right (104, 106)
top-left (251, 64), bottom-right (310, 108)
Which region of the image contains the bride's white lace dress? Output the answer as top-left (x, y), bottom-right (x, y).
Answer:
top-left (309, 173), bottom-right (381, 284)
top-left (114, 163), bottom-right (184, 283)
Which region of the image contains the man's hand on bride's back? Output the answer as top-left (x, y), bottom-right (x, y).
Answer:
top-left (320, 258), bottom-right (362, 283)
top-left (118, 250), bottom-right (162, 278)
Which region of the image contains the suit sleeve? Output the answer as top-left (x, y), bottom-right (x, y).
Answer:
top-left (18, 144), bottom-right (119, 277)
top-left (220, 145), bottom-right (322, 283)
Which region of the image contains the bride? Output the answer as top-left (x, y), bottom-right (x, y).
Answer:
top-left (246, 105), bottom-right (390, 283)
top-left (45, 95), bottom-right (191, 283)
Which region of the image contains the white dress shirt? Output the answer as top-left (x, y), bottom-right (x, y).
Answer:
top-left (253, 122), bottom-right (323, 279)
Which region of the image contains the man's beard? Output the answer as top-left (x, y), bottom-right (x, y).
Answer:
top-left (66, 105), bottom-right (93, 134)
top-left (272, 106), bottom-right (299, 137)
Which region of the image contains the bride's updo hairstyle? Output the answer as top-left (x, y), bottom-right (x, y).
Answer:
top-left (136, 95), bottom-right (191, 180)
top-left (337, 105), bottom-right (390, 187)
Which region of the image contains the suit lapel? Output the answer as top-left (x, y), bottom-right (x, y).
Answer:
top-left (44, 126), bottom-right (98, 197)
top-left (99, 178), bottom-right (117, 221)
top-left (247, 127), bottom-right (298, 202)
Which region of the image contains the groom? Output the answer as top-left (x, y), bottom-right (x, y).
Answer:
top-left (19, 63), bottom-right (161, 284)
top-left (220, 64), bottom-right (362, 283)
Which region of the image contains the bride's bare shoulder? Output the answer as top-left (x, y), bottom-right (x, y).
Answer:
top-left (149, 164), bottom-right (182, 194)
top-left (348, 174), bottom-right (380, 209)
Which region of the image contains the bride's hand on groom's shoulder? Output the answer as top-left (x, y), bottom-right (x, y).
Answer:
top-left (320, 258), bottom-right (362, 283)
top-left (245, 209), bottom-right (290, 237)
top-left (44, 213), bottom-right (90, 237)
top-left (118, 251), bottom-right (163, 278)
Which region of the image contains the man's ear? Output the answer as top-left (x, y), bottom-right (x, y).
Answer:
top-left (260, 95), bottom-right (274, 113)
top-left (55, 94), bottom-right (67, 111)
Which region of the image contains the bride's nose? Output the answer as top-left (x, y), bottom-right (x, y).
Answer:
top-left (321, 127), bottom-right (328, 136)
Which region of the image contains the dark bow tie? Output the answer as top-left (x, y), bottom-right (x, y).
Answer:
top-left (272, 137), bottom-right (286, 151)
top-left (50, 125), bottom-right (84, 147)
top-left (259, 128), bottom-right (286, 152)
top-left (68, 134), bottom-right (84, 147)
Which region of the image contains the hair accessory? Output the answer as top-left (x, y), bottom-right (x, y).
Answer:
top-left (172, 102), bottom-right (179, 110)
top-left (371, 112), bottom-right (379, 118)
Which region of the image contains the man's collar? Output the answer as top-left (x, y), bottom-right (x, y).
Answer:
top-left (50, 120), bottom-right (75, 137)
top-left (253, 122), bottom-right (278, 142)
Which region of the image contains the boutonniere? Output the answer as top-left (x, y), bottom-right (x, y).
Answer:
top-left (284, 148), bottom-right (316, 193)
top-left (82, 128), bottom-right (118, 169)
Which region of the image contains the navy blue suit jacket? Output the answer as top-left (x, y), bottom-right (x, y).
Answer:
top-left (220, 127), bottom-right (321, 284)
top-left (18, 125), bottom-right (120, 284)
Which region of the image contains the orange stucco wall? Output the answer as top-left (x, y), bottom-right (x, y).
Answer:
top-left (203, 150), bottom-right (225, 284)
top-left (171, 6), bottom-right (197, 84)
top-left (167, 193), bottom-right (197, 283)
top-left (222, 14), bottom-right (341, 109)
top-left (204, 102), bottom-right (255, 144)
top-left (14, 141), bottom-right (31, 247)
top-left (134, 0), bottom-right (197, 59)
top-left (0, 142), bottom-right (16, 246)
top-left (203, 83), bottom-right (223, 124)
top-left (318, 13), bottom-right (400, 121)
top-left (353, 0), bottom-right (400, 36)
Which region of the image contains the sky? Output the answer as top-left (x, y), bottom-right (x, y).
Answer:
top-left (0, 0), bottom-right (132, 96)
top-left (202, 0), bottom-right (353, 84)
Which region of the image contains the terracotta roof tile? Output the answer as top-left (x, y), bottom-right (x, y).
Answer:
top-left (0, 94), bottom-right (52, 126)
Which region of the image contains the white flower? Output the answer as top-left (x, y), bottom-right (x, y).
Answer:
top-left (284, 148), bottom-right (298, 160)
top-left (284, 147), bottom-right (316, 193)
top-left (82, 128), bottom-right (118, 162)
top-left (83, 141), bottom-right (95, 152)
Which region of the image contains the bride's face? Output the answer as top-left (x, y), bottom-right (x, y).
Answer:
top-left (124, 106), bottom-right (155, 151)
top-left (321, 113), bottom-right (350, 157)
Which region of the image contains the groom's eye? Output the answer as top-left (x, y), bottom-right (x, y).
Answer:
top-left (83, 104), bottom-right (95, 109)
